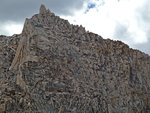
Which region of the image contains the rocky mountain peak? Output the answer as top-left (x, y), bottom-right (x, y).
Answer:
top-left (40, 4), bottom-right (47, 14)
top-left (0, 4), bottom-right (150, 113)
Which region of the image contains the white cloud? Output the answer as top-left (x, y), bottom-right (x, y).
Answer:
top-left (0, 0), bottom-right (149, 54)
top-left (63, 0), bottom-right (149, 53)
top-left (0, 21), bottom-right (23, 36)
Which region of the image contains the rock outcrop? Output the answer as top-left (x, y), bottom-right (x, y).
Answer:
top-left (0, 4), bottom-right (150, 113)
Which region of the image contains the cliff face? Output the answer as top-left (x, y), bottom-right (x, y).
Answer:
top-left (0, 5), bottom-right (150, 113)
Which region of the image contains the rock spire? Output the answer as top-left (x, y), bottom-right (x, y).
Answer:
top-left (40, 4), bottom-right (47, 14)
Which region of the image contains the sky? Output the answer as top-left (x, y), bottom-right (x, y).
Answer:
top-left (0, 0), bottom-right (150, 55)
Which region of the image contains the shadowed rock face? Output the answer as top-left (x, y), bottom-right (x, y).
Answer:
top-left (0, 4), bottom-right (150, 113)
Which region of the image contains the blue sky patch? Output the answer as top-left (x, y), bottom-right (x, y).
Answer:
top-left (88, 3), bottom-right (96, 9)
top-left (84, 3), bottom-right (96, 13)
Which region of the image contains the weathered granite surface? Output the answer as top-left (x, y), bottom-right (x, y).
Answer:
top-left (0, 4), bottom-right (150, 113)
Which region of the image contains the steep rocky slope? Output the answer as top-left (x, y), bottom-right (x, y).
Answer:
top-left (0, 5), bottom-right (150, 113)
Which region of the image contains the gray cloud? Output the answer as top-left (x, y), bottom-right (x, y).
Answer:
top-left (113, 0), bottom-right (150, 55)
top-left (133, 0), bottom-right (150, 55)
top-left (114, 23), bottom-right (150, 55)
top-left (0, 0), bottom-right (84, 22)
top-left (138, 0), bottom-right (150, 23)
top-left (0, 0), bottom-right (150, 55)
top-left (113, 23), bottom-right (129, 41)
top-left (133, 37), bottom-right (150, 55)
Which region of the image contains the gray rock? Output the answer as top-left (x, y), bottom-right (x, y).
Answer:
top-left (0, 4), bottom-right (150, 113)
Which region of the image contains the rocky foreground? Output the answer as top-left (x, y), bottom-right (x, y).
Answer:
top-left (0, 5), bottom-right (150, 113)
